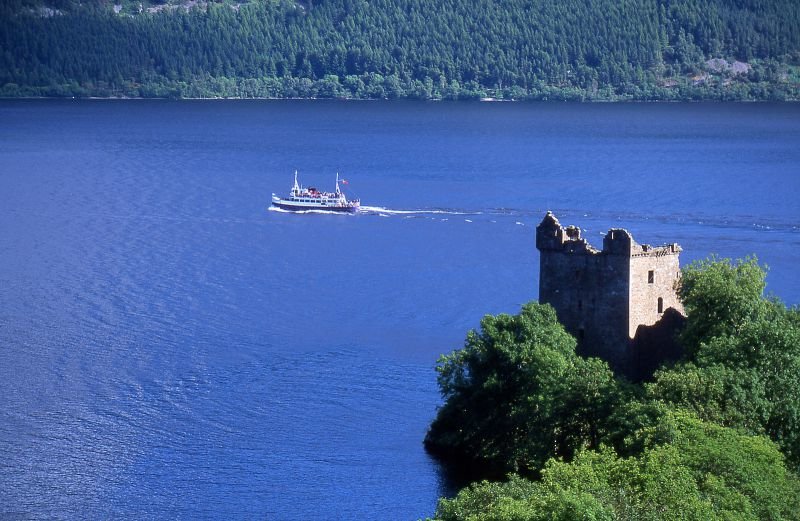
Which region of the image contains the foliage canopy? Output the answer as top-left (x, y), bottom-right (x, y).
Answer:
top-left (425, 302), bottom-right (626, 476)
top-left (653, 256), bottom-right (800, 468)
top-left (433, 412), bottom-right (800, 521)
top-left (1, 0), bottom-right (799, 99)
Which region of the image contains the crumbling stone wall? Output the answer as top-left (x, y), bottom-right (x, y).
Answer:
top-left (536, 212), bottom-right (684, 376)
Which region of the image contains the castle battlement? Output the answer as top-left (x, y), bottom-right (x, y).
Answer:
top-left (632, 242), bottom-right (681, 256)
top-left (537, 212), bottom-right (681, 259)
top-left (536, 212), bottom-right (685, 377)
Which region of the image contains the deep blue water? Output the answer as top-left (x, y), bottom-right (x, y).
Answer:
top-left (1, 100), bottom-right (799, 519)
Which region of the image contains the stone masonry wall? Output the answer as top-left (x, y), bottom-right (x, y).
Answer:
top-left (628, 246), bottom-right (684, 338)
top-left (536, 212), bottom-right (684, 374)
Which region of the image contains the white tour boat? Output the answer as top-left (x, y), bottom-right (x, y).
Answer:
top-left (272, 172), bottom-right (360, 213)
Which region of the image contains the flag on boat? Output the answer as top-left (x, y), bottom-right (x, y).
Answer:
top-left (340, 179), bottom-right (349, 185)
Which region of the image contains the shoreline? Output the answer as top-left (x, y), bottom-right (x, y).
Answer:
top-left (1, 95), bottom-right (798, 103)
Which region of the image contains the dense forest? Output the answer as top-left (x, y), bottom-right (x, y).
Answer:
top-left (1, 0), bottom-right (799, 100)
top-left (425, 257), bottom-right (800, 519)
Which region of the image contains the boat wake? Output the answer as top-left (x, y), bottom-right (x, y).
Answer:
top-left (270, 204), bottom-right (800, 236)
top-left (358, 205), bottom-right (478, 216)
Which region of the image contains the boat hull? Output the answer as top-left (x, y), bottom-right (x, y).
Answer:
top-left (272, 200), bottom-right (360, 213)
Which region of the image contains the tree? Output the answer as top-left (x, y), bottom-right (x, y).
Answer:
top-left (425, 302), bottom-right (626, 477)
top-left (677, 255), bottom-right (769, 354)
top-left (431, 412), bottom-right (800, 521)
top-left (653, 256), bottom-right (800, 469)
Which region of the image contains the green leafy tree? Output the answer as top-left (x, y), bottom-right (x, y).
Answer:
top-left (425, 302), bottom-right (625, 477)
top-left (677, 255), bottom-right (769, 353)
top-left (652, 256), bottom-right (800, 469)
top-left (432, 412), bottom-right (800, 521)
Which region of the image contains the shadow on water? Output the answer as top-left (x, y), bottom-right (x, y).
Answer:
top-left (427, 441), bottom-right (527, 502)
top-left (433, 459), bottom-right (494, 499)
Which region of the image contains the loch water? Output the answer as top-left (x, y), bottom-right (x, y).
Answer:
top-left (1, 100), bottom-right (799, 519)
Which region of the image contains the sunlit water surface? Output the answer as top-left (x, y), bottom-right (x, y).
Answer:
top-left (1, 100), bottom-right (799, 519)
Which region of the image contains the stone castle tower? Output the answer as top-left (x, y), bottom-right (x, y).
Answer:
top-left (536, 212), bottom-right (685, 376)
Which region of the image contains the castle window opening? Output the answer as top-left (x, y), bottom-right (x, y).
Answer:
top-left (658, 297), bottom-right (664, 314)
top-left (648, 270), bottom-right (654, 284)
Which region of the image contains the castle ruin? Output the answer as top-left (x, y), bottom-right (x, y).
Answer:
top-left (536, 212), bottom-right (685, 376)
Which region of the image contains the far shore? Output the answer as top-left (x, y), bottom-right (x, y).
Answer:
top-left (1, 96), bottom-right (796, 103)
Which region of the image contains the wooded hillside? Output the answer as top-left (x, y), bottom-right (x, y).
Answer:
top-left (2, 0), bottom-right (799, 99)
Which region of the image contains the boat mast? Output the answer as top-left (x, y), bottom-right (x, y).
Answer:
top-left (335, 172), bottom-right (341, 195)
top-left (292, 170), bottom-right (300, 195)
